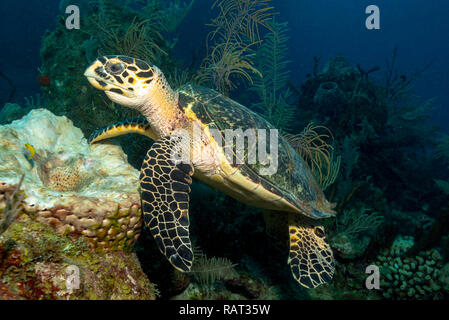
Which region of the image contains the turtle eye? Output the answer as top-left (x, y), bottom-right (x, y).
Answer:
top-left (106, 62), bottom-right (125, 75)
top-left (314, 227), bottom-right (325, 238)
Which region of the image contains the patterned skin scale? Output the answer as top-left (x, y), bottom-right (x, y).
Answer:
top-left (84, 55), bottom-right (335, 288)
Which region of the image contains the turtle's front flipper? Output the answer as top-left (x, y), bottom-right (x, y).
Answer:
top-left (88, 118), bottom-right (157, 144)
top-left (288, 213), bottom-right (334, 288)
top-left (140, 136), bottom-right (194, 272)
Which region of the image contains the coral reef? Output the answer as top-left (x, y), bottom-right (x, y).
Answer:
top-left (0, 109), bottom-right (142, 251)
top-left (373, 235), bottom-right (447, 299)
top-left (0, 108), bottom-right (157, 299)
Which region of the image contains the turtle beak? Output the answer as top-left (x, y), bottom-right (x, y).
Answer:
top-left (84, 61), bottom-right (109, 91)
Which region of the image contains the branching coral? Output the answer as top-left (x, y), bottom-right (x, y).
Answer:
top-left (376, 48), bottom-right (437, 150)
top-left (251, 19), bottom-right (295, 130)
top-left (197, 0), bottom-right (276, 94)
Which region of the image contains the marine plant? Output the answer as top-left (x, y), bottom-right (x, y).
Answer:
top-left (197, 0), bottom-right (276, 94)
top-left (295, 51), bottom-right (444, 219)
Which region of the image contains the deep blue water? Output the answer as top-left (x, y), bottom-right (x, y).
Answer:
top-left (0, 0), bottom-right (448, 130)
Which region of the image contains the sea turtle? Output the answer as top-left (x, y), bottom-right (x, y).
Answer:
top-left (84, 55), bottom-right (336, 288)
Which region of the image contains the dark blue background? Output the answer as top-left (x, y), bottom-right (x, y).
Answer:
top-left (0, 0), bottom-right (447, 131)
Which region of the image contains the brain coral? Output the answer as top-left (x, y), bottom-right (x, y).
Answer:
top-left (0, 109), bottom-right (142, 251)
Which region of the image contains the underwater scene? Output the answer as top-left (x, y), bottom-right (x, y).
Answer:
top-left (0, 0), bottom-right (449, 302)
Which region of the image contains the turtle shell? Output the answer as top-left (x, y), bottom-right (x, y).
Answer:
top-left (178, 85), bottom-right (335, 219)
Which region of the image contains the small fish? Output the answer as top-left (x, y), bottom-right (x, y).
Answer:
top-left (24, 143), bottom-right (36, 160)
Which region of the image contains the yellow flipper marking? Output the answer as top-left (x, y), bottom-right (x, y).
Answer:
top-left (88, 118), bottom-right (157, 144)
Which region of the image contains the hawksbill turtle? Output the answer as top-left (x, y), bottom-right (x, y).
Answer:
top-left (84, 55), bottom-right (336, 288)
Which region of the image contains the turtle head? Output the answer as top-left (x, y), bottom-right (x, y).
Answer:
top-left (84, 55), bottom-right (162, 109)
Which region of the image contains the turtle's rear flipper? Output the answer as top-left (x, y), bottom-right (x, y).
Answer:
top-left (140, 136), bottom-right (194, 272)
top-left (88, 118), bottom-right (157, 144)
top-left (288, 213), bottom-right (334, 288)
